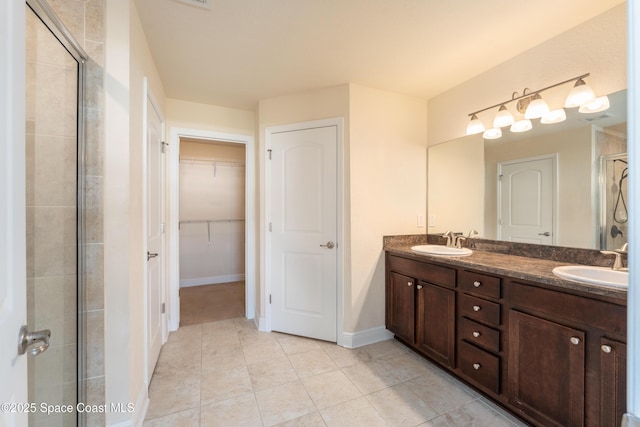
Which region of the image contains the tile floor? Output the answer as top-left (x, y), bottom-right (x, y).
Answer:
top-left (143, 318), bottom-right (528, 427)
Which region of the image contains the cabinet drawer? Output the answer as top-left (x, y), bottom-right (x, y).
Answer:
top-left (459, 340), bottom-right (500, 394)
top-left (388, 255), bottom-right (456, 289)
top-left (459, 270), bottom-right (501, 299)
top-left (460, 317), bottom-right (500, 353)
top-left (461, 294), bottom-right (501, 326)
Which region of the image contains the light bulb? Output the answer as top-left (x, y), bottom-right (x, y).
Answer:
top-left (466, 114), bottom-right (485, 135)
top-left (541, 109), bottom-right (567, 124)
top-left (493, 105), bottom-right (515, 128)
top-left (510, 119), bottom-right (532, 133)
top-left (483, 128), bottom-right (502, 140)
top-left (524, 93), bottom-right (550, 119)
top-left (565, 78), bottom-right (596, 108)
top-left (578, 96), bottom-right (610, 113)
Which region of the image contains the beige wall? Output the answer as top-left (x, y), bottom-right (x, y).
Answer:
top-left (166, 99), bottom-right (255, 137)
top-left (347, 84), bottom-right (427, 332)
top-left (180, 140), bottom-right (245, 162)
top-left (427, 4), bottom-right (627, 146)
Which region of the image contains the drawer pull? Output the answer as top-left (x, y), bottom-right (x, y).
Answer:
top-left (473, 281), bottom-right (482, 287)
top-left (570, 337), bottom-right (581, 345)
top-left (472, 331), bottom-right (481, 338)
top-left (601, 345), bottom-right (612, 354)
top-left (416, 284), bottom-right (423, 290)
top-left (407, 281), bottom-right (413, 287)
top-left (473, 363), bottom-right (481, 370)
top-left (473, 305), bottom-right (481, 312)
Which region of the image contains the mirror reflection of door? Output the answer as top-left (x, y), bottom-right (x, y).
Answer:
top-left (498, 155), bottom-right (556, 244)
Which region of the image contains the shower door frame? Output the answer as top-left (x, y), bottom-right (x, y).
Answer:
top-left (25, 0), bottom-right (89, 424)
top-left (599, 152), bottom-right (628, 250)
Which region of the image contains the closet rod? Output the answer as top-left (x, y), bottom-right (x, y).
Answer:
top-left (179, 157), bottom-right (245, 166)
top-left (179, 219), bottom-right (245, 224)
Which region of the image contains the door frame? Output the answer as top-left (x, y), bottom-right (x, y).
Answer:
top-left (142, 78), bottom-right (167, 382)
top-left (264, 118), bottom-right (345, 346)
top-left (496, 153), bottom-right (558, 244)
top-left (168, 127), bottom-right (256, 331)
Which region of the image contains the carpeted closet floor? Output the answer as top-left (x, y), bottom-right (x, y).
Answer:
top-left (180, 281), bottom-right (245, 326)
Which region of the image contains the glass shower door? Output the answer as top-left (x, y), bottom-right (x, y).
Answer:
top-left (25, 4), bottom-right (80, 426)
top-left (600, 153), bottom-right (628, 250)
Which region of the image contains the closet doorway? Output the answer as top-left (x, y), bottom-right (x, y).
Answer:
top-left (178, 138), bottom-right (247, 325)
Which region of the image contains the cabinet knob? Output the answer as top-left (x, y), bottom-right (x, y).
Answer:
top-left (473, 305), bottom-right (481, 312)
top-left (473, 281), bottom-right (482, 287)
top-left (416, 284), bottom-right (423, 290)
top-left (472, 331), bottom-right (481, 338)
top-left (570, 337), bottom-right (581, 345)
top-left (407, 281), bottom-right (413, 287)
top-left (473, 363), bottom-right (481, 370)
top-left (601, 345), bottom-right (612, 354)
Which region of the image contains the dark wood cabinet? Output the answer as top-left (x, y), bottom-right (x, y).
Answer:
top-left (385, 250), bottom-right (627, 427)
top-left (416, 281), bottom-right (455, 366)
top-left (386, 271), bottom-right (415, 344)
top-left (508, 310), bottom-right (585, 427)
top-left (600, 338), bottom-right (626, 427)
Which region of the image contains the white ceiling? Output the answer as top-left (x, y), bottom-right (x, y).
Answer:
top-left (133, 0), bottom-right (625, 110)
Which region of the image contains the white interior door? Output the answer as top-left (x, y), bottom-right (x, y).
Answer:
top-left (269, 125), bottom-right (338, 342)
top-left (1, 0), bottom-right (28, 423)
top-left (498, 156), bottom-right (555, 244)
top-left (146, 94), bottom-right (165, 382)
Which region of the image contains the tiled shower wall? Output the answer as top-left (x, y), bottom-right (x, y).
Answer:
top-left (40, 1), bottom-right (105, 426)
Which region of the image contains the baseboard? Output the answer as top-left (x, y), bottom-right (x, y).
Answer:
top-left (179, 274), bottom-right (245, 287)
top-left (340, 326), bottom-right (394, 349)
top-left (130, 384), bottom-right (149, 427)
top-left (257, 316), bottom-right (268, 332)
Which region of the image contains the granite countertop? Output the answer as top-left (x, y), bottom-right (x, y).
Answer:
top-left (384, 236), bottom-right (627, 303)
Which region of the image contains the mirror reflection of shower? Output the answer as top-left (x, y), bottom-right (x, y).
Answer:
top-left (600, 153), bottom-right (628, 250)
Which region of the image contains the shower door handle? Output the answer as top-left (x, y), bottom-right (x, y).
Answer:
top-left (538, 232), bottom-right (551, 236)
top-left (18, 325), bottom-right (50, 357)
top-left (147, 251), bottom-right (159, 261)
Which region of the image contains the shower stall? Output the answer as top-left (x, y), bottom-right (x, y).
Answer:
top-left (600, 153), bottom-right (629, 250)
top-left (25, 1), bottom-right (88, 425)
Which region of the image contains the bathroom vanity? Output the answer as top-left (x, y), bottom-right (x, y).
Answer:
top-left (385, 235), bottom-right (627, 427)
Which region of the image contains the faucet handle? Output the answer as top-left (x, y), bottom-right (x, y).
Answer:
top-left (600, 250), bottom-right (624, 271)
top-left (467, 229), bottom-right (479, 238)
top-left (616, 243), bottom-right (628, 253)
top-left (455, 236), bottom-right (467, 249)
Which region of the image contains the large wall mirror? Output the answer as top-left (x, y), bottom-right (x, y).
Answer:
top-left (428, 89), bottom-right (627, 251)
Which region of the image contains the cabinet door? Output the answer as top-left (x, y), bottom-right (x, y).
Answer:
top-left (600, 338), bottom-right (626, 427)
top-left (416, 282), bottom-right (455, 367)
top-left (387, 271), bottom-right (415, 344)
top-left (508, 310), bottom-right (585, 427)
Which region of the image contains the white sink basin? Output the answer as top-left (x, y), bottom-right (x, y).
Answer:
top-left (552, 265), bottom-right (628, 288)
top-left (411, 245), bottom-right (472, 257)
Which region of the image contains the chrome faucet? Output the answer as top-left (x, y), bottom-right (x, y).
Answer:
top-left (454, 236), bottom-right (466, 249)
top-left (441, 230), bottom-right (455, 247)
top-left (467, 229), bottom-right (479, 238)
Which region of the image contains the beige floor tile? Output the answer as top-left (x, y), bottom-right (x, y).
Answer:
top-left (355, 339), bottom-right (407, 362)
top-left (255, 381), bottom-right (316, 427)
top-left (202, 332), bottom-right (242, 357)
top-left (321, 344), bottom-right (362, 368)
top-left (406, 370), bottom-right (478, 414)
top-left (379, 353), bottom-right (433, 382)
top-left (341, 361), bottom-right (400, 394)
top-left (274, 411), bottom-right (327, 426)
top-left (476, 398), bottom-right (529, 427)
top-left (247, 356), bottom-right (299, 390)
top-left (202, 348), bottom-right (246, 373)
top-left (301, 370), bottom-right (362, 410)
top-left (242, 339), bottom-right (286, 365)
top-left (437, 400), bottom-right (516, 427)
top-left (201, 319), bottom-right (239, 336)
top-left (320, 396), bottom-right (387, 427)
top-left (234, 318), bottom-right (258, 330)
top-left (418, 415), bottom-right (454, 426)
top-left (366, 383), bottom-right (439, 426)
top-left (200, 393), bottom-right (263, 427)
top-left (146, 374), bottom-right (200, 420)
top-left (288, 349), bottom-right (338, 378)
top-left (200, 365), bottom-right (253, 405)
top-left (143, 407), bottom-right (200, 426)
top-left (278, 334), bottom-right (322, 354)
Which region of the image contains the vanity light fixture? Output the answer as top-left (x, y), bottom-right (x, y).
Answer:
top-left (465, 73), bottom-right (609, 139)
top-left (466, 114), bottom-right (485, 135)
top-left (493, 105), bottom-right (515, 128)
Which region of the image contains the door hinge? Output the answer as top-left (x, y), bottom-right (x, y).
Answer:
top-left (269, 222), bottom-right (272, 232)
top-left (498, 174), bottom-right (503, 181)
top-left (267, 149), bottom-right (272, 160)
top-left (161, 222), bottom-right (165, 234)
top-left (499, 218), bottom-right (502, 225)
top-left (161, 141), bottom-right (168, 154)
top-left (269, 294), bottom-right (272, 304)
top-left (161, 302), bottom-right (166, 314)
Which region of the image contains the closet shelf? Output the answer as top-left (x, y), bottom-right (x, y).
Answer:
top-left (179, 219), bottom-right (245, 224)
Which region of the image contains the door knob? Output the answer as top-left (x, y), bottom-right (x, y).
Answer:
top-left (320, 241), bottom-right (335, 249)
top-left (18, 325), bottom-right (50, 357)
